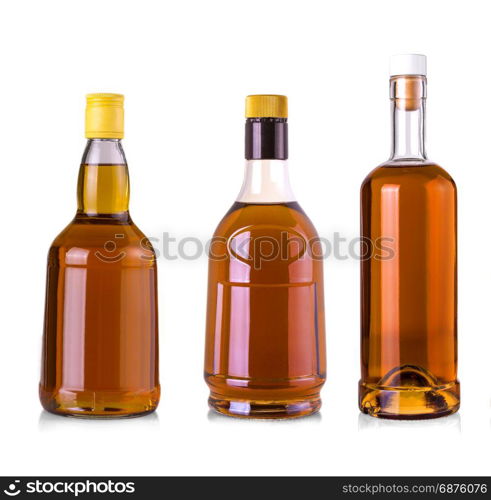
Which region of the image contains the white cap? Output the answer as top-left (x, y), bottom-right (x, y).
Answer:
top-left (390, 54), bottom-right (427, 76)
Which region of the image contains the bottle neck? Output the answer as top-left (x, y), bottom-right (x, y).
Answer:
top-left (245, 118), bottom-right (288, 160)
top-left (239, 117), bottom-right (294, 203)
top-left (236, 160), bottom-right (295, 203)
top-left (77, 139), bottom-right (130, 217)
top-left (389, 75), bottom-right (427, 161)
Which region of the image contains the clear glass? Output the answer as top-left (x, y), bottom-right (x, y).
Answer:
top-left (390, 76), bottom-right (427, 160)
top-left (204, 159), bottom-right (326, 418)
top-left (359, 76), bottom-right (460, 419)
top-left (40, 139), bottom-right (160, 418)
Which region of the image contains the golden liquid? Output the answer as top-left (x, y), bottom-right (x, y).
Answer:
top-left (360, 162), bottom-right (459, 419)
top-left (205, 202), bottom-right (326, 418)
top-left (40, 164), bottom-right (159, 417)
top-left (78, 163), bottom-right (129, 214)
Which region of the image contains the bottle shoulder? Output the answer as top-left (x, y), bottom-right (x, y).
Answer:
top-left (49, 217), bottom-right (156, 267)
top-left (214, 201), bottom-right (318, 239)
top-left (52, 217), bottom-right (145, 243)
top-left (208, 201), bottom-right (324, 284)
top-left (362, 161), bottom-right (456, 191)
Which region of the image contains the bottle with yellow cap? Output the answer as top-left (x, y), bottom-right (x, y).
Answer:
top-left (39, 93), bottom-right (160, 418)
top-left (204, 95), bottom-right (326, 418)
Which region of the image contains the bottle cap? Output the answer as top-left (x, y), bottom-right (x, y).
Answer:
top-left (85, 93), bottom-right (124, 139)
top-left (390, 54), bottom-right (427, 77)
top-left (245, 95), bottom-right (288, 118)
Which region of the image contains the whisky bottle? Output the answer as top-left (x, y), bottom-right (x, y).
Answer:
top-left (40, 94), bottom-right (160, 417)
top-left (359, 55), bottom-right (459, 419)
top-left (204, 95), bottom-right (326, 418)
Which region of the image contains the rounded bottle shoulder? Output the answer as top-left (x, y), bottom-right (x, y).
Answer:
top-left (213, 201), bottom-right (319, 239)
top-left (208, 202), bottom-right (323, 283)
top-left (362, 162), bottom-right (456, 191)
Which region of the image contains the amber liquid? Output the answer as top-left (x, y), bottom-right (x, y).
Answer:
top-left (40, 164), bottom-right (159, 417)
top-left (205, 202), bottom-right (326, 418)
top-left (360, 162), bottom-right (459, 419)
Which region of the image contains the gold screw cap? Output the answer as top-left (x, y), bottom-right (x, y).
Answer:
top-left (245, 94), bottom-right (288, 118)
top-left (85, 93), bottom-right (124, 139)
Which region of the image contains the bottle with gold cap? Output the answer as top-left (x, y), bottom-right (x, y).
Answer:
top-left (359, 55), bottom-right (459, 419)
top-left (204, 95), bottom-right (326, 418)
top-left (39, 93), bottom-right (160, 417)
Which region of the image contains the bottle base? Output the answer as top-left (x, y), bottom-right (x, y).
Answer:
top-left (39, 385), bottom-right (160, 419)
top-left (208, 393), bottom-right (321, 419)
top-left (359, 366), bottom-right (460, 420)
top-left (44, 408), bottom-right (157, 419)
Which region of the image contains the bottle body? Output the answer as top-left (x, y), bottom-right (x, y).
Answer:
top-left (205, 200), bottom-right (326, 418)
top-left (40, 210), bottom-right (160, 417)
top-left (359, 161), bottom-right (459, 419)
top-left (40, 120), bottom-right (160, 417)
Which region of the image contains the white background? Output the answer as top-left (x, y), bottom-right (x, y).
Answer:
top-left (0, 0), bottom-right (489, 477)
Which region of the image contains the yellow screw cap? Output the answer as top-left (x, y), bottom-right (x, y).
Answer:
top-left (245, 94), bottom-right (288, 118)
top-left (85, 93), bottom-right (124, 139)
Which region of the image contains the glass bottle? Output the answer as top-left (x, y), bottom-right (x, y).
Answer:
top-left (40, 94), bottom-right (160, 417)
top-left (359, 55), bottom-right (459, 419)
top-left (204, 95), bottom-right (326, 418)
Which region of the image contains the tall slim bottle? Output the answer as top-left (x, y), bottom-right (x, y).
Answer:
top-left (359, 55), bottom-right (459, 419)
top-left (204, 95), bottom-right (326, 419)
top-left (40, 94), bottom-right (160, 417)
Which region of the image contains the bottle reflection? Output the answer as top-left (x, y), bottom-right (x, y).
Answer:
top-left (358, 412), bottom-right (461, 432)
top-left (207, 409), bottom-right (322, 424)
top-left (38, 410), bottom-right (160, 432)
